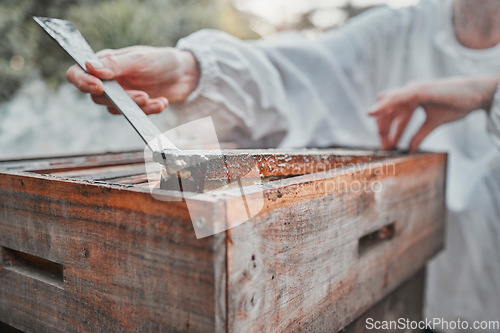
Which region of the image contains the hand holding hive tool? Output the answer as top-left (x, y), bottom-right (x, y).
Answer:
top-left (33, 16), bottom-right (267, 237)
top-left (33, 17), bottom-right (174, 152)
top-left (33, 16), bottom-right (225, 191)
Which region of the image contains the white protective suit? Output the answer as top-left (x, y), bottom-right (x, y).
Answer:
top-left (171, 0), bottom-right (500, 330)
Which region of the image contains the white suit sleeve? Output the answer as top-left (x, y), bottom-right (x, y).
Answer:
top-left (487, 83), bottom-right (500, 148)
top-left (170, 5), bottom-right (415, 148)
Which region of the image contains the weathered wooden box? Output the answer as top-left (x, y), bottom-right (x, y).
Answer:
top-left (0, 149), bottom-right (446, 332)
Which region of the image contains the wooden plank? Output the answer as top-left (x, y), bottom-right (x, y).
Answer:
top-left (341, 269), bottom-right (425, 332)
top-left (0, 151), bottom-right (145, 173)
top-left (222, 153), bottom-right (446, 332)
top-left (155, 148), bottom-right (403, 180)
top-left (107, 173), bottom-right (152, 185)
top-left (49, 163), bottom-right (148, 180)
top-left (0, 173), bottom-right (227, 332)
top-left (0, 149), bottom-right (446, 332)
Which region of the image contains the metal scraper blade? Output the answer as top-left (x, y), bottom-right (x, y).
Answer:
top-left (33, 16), bottom-right (176, 153)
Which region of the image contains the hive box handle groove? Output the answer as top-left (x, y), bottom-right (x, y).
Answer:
top-left (1, 247), bottom-right (64, 289)
top-left (358, 222), bottom-right (396, 257)
top-left (0, 321), bottom-right (24, 333)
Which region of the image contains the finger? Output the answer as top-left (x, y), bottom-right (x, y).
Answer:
top-left (91, 90), bottom-right (150, 107)
top-left (368, 98), bottom-right (401, 118)
top-left (103, 97), bottom-right (168, 115)
top-left (91, 94), bottom-right (111, 106)
top-left (126, 90), bottom-right (149, 106)
top-left (97, 95), bottom-right (168, 115)
top-left (376, 116), bottom-right (392, 150)
top-left (107, 106), bottom-right (121, 115)
top-left (85, 59), bottom-right (114, 80)
top-left (96, 49), bottom-right (116, 57)
top-left (369, 87), bottom-right (421, 117)
top-left (409, 119), bottom-right (437, 153)
top-left (388, 111), bottom-right (413, 150)
top-left (368, 100), bottom-right (388, 117)
top-left (86, 48), bottom-right (141, 79)
top-left (108, 101), bottom-right (163, 115)
top-left (141, 97), bottom-right (169, 115)
top-left (96, 47), bottom-right (136, 57)
top-left (376, 90), bottom-right (390, 101)
top-left (66, 65), bottom-right (103, 95)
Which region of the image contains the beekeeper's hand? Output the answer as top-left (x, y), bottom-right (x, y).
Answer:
top-left (369, 75), bottom-right (500, 152)
top-left (66, 46), bottom-right (200, 114)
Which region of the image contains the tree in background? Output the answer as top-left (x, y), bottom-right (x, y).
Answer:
top-left (0, 0), bottom-right (256, 102)
top-left (0, 0), bottom-right (375, 102)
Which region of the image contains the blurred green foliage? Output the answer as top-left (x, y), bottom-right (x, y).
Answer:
top-left (0, 0), bottom-right (223, 101)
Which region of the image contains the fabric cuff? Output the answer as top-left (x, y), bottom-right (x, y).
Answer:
top-left (176, 35), bottom-right (219, 104)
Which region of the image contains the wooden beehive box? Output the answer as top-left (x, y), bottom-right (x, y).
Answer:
top-left (0, 149), bottom-right (446, 332)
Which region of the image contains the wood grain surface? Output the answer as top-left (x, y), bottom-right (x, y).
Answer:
top-left (0, 171), bottom-right (226, 332)
top-left (0, 150), bottom-right (446, 332)
top-left (223, 153), bottom-right (446, 332)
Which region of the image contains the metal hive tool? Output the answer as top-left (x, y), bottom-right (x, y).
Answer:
top-left (34, 16), bottom-right (223, 191)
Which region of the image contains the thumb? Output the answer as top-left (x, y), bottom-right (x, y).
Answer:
top-left (85, 59), bottom-right (115, 79)
top-left (85, 49), bottom-right (137, 79)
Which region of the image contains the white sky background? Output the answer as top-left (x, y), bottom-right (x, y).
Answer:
top-left (233, 0), bottom-right (420, 35)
